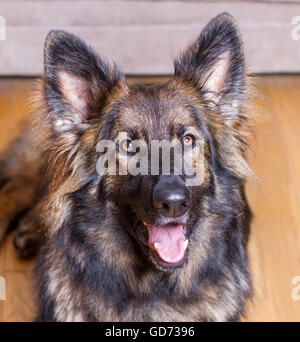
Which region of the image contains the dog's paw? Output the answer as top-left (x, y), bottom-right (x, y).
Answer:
top-left (13, 229), bottom-right (41, 259)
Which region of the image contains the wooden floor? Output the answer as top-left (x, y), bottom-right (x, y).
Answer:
top-left (0, 75), bottom-right (300, 321)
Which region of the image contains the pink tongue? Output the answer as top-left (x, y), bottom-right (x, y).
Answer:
top-left (148, 224), bottom-right (186, 264)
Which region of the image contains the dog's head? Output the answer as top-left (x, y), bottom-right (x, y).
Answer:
top-left (41, 12), bottom-right (251, 272)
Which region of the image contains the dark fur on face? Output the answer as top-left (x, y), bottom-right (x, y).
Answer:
top-left (0, 12), bottom-right (253, 321)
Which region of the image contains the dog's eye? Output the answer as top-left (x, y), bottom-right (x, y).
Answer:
top-left (182, 135), bottom-right (195, 147)
top-left (120, 140), bottom-right (134, 153)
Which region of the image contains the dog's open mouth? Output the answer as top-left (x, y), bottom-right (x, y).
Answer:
top-left (146, 223), bottom-right (188, 264)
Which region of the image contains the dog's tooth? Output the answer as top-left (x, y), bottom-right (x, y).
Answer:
top-left (154, 242), bottom-right (159, 250)
top-left (184, 239), bottom-right (189, 250)
top-left (143, 221), bottom-right (147, 226)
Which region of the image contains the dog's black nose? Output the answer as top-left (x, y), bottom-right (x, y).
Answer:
top-left (153, 178), bottom-right (192, 218)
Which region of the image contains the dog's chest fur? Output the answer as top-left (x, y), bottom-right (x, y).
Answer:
top-left (35, 190), bottom-right (250, 322)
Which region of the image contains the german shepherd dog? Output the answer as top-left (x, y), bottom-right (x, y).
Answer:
top-left (0, 12), bottom-right (253, 321)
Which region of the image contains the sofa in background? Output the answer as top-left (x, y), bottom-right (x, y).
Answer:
top-left (0, 0), bottom-right (300, 75)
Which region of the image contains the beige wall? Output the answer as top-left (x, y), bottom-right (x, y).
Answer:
top-left (0, 0), bottom-right (300, 75)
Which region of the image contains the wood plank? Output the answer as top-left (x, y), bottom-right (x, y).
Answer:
top-left (2, 271), bottom-right (35, 322)
top-left (244, 76), bottom-right (300, 321)
top-left (0, 79), bottom-right (14, 151)
top-left (0, 79), bottom-right (14, 322)
top-left (0, 237), bottom-right (5, 321)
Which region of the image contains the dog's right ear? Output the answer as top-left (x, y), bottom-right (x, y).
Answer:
top-left (44, 30), bottom-right (125, 134)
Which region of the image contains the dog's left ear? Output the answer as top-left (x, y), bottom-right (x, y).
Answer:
top-left (174, 12), bottom-right (245, 106)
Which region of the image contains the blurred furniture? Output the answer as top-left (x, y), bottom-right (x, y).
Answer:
top-left (0, 0), bottom-right (300, 75)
